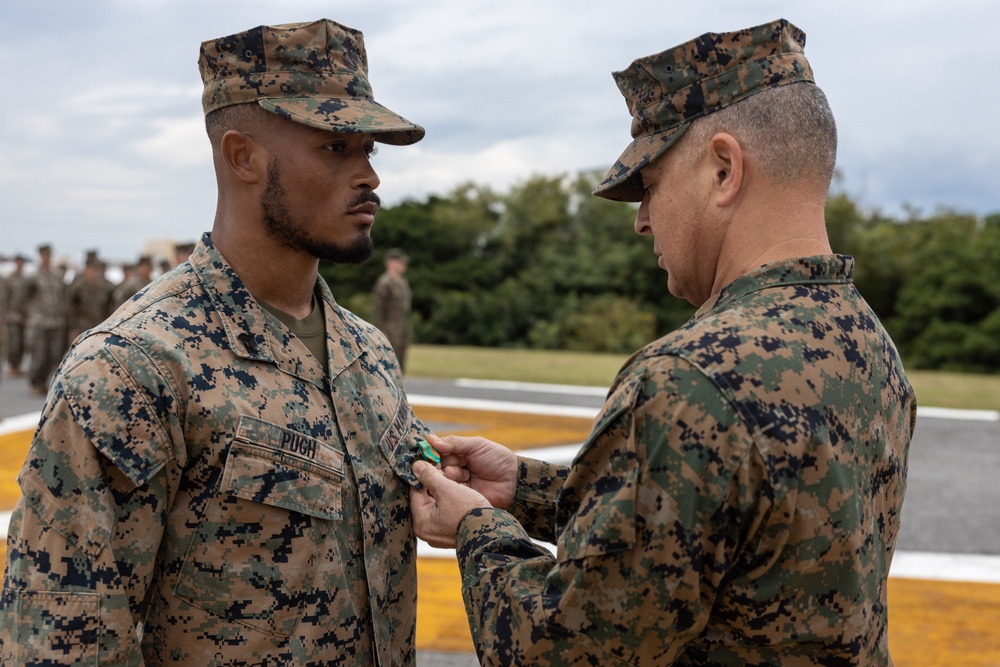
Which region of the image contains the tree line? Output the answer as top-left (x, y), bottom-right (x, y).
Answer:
top-left (321, 170), bottom-right (1000, 374)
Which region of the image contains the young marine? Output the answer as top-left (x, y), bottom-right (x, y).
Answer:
top-left (1, 19), bottom-right (434, 665)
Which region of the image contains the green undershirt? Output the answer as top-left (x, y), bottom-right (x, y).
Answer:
top-left (259, 292), bottom-right (329, 373)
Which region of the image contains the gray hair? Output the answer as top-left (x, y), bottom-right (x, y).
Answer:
top-left (681, 82), bottom-right (838, 188)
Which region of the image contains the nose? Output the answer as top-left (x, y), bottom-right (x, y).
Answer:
top-left (634, 196), bottom-right (651, 235)
top-left (354, 153), bottom-right (381, 191)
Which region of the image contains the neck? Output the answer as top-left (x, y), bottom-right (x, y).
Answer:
top-left (212, 211), bottom-right (319, 319)
top-left (712, 189), bottom-right (831, 296)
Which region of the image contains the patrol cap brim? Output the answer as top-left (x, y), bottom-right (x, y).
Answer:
top-left (592, 19), bottom-right (813, 203)
top-left (199, 20), bottom-right (425, 146)
top-left (593, 124), bottom-right (690, 203)
top-left (258, 97), bottom-right (425, 146)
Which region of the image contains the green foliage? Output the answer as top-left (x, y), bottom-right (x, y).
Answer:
top-left (318, 172), bottom-right (1000, 372)
top-left (833, 201), bottom-right (1000, 373)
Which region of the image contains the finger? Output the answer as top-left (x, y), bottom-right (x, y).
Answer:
top-left (443, 464), bottom-right (470, 483)
top-left (409, 486), bottom-right (435, 514)
top-left (438, 453), bottom-right (466, 469)
top-left (431, 434), bottom-right (459, 455)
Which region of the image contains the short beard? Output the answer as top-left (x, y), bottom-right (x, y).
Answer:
top-left (260, 159), bottom-right (375, 264)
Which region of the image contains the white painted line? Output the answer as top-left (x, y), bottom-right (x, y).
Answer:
top-left (889, 550), bottom-right (1000, 584)
top-left (407, 395), bottom-right (599, 419)
top-left (516, 444), bottom-right (582, 466)
top-left (454, 378), bottom-right (609, 397)
top-left (917, 406), bottom-right (999, 422)
top-left (445, 379), bottom-right (1000, 423)
top-left (0, 412), bottom-right (40, 438)
top-left (416, 537), bottom-right (1000, 584)
top-left (418, 538), bottom-right (555, 559)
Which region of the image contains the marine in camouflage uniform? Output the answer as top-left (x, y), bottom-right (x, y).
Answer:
top-left (0, 272), bottom-right (7, 386)
top-left (411, 19), bottom-right (916, 666)
top-left (371, 248), bottom-right (413, 372)
top-left (24, 243), bottom-right (67, 394)
top-left (1, 19), bottom-right (429, 666)
top-left (65, 256), bottom-right (115, 342)
top-left (3, 254), bottom-right (30, 375)
top-left (112, 255), bottom-right (154, 306)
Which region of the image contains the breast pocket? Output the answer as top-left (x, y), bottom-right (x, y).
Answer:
top-left (174, 416), bottom-right (344, 638)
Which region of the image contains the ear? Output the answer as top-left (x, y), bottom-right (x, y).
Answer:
top-left (707, 132), bottom-right (744, 207)
top-left (219, 130), bottom-right (263, 185)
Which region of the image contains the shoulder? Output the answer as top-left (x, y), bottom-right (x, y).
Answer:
top-left (89, 266), bottom-right (209, 361)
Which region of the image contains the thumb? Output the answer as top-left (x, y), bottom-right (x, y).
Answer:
top-left (412, 460), bottom-right (444, 491)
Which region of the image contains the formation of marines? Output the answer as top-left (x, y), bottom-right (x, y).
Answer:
top-left (0, 241), bottom-right (195, 393)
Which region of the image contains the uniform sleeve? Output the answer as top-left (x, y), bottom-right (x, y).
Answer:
top-left (0, 339), bottom-right (183, 666)
top-left (454, 356), bottom-right (763, 666)
top-left (507, 457), bottom-right (568, 543)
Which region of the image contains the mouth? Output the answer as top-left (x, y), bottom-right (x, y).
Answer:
top-left (349, 201), bottom-right (379, 216)
top-left (347, 201), bottom-right (379, 225)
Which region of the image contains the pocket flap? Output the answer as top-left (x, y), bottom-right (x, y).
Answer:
top-left (222, 417), bottom-right (344, 521)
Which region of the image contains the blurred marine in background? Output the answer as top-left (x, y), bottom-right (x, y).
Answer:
top-left (372, 247), bottom-right (413, 372)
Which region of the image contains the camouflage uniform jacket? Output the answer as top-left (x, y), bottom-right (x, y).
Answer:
top-left (2, 272), bottom-right (28, 325)
top-left (1, 234), bottom-right (431, 666)
top-left (455, 255), bottom-right (916, 666)
top-left (113, 274), bottom-right (152, 307)
top-left (0, 276), bottom-right (7, 375)
top-left (371, 272), bottom-right (412, 351)
top-left (24, 268), bottom-right (66, 329)
top-left (66, 275), bottom-right (115, 334)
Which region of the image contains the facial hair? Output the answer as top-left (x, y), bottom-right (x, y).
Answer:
top-left (260, 159), bottom-right (376, 264)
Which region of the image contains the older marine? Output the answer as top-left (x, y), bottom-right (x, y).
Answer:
top-left (411, 18), bottom-right (916, 666)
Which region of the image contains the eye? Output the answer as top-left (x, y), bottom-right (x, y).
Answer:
top-left (365, 144), bottom-right (379, 159)
top-left (324, 142), bottom-right (347, 153)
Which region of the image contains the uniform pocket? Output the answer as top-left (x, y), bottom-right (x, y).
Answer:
top-left (174, 416), bottom-right (345, 637)
top-left (6, 589), bottom-right (100, 665)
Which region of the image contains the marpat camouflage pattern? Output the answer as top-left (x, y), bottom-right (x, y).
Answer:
top-left (199, 19), bottom-right (424, 146)
top-left (1, 234), bottom-right (432, 665)
top-left (594, 18), bottom-right (814, 202)
top-left (455, 256), bottom-right (916, 666)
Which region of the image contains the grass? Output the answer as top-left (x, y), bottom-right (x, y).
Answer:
top-left (407, 345), bottom-right (1000, 412)
top-left (407, 345), bottom-right (629, 388)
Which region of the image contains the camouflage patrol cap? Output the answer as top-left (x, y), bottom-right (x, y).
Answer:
top-left (199, 19), bottom-right (424, 145)
top-left (593, 18), bottom-right (814, 202)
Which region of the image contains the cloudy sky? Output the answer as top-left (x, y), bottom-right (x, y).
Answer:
top-left (1, 0), bottom-right (997, 267)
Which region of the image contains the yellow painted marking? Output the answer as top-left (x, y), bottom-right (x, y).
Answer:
top-left (3, 407), bottom-right (1000, 664)
top-left (415, 557), bottom-right (474, 652)
top-left (0, 431), bottom-right (29, 506)
top-left (412, 405), bottom-right (594, 452)
top-left (888, 578), bottom-right (1000, 664)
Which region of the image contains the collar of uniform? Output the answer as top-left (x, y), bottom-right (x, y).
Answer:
top-left (188, 234), bottom-right (275, 363)
top-left (313, 277), bottom-right (370, 382)
top-left (189, 233), bottom-right (367, 381)
top-left (694, 254), bottom-right (855, 320)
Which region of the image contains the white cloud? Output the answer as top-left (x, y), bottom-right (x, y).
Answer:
top-left (1, 0), bottom-right (998, 263)
top-left (130, 116), bottom-right (211, 168)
